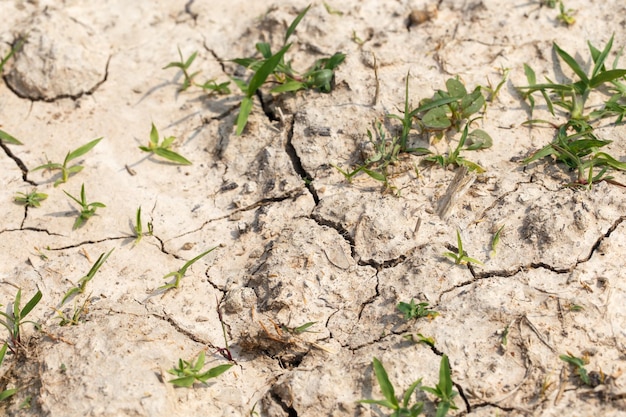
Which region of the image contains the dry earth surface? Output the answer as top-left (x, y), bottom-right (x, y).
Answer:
top-left (1, 0), bottom-right (626, 416)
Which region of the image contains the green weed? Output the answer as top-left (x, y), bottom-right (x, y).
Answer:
top-left (489, 225), bottom-right (505, 258)
top-left (0, 289), bottom-right (42, 354)
top-left (167, 350), bottom-right (233, 387)
top-left (14, 189), bottom-right (48, 208)
top-left (556, 1), bottom-right (576, 26)
top-left (0, 37), bottom-right (24, 74)
top-left (0, 343), bottom-right (17, 401)
top-left (231, 4), bottom-right (345, 134)
top-left (281, 321), bottom-right (318, 335)
top-left (421, 355), bottom-right (459, 417)
top-left (444, 230), bottom-right (482, 266)
top-left (163, 47), bottom-right (231, 95)
top-left (61, 249), bottom-right (113, 305)
top-left (158, 247), bottom-right (218, 292)
top-left (397, 299), bottom-right (438, 320)
top-left (403, 333), bottom-right (436, 348)
top-left (0, 129), bottom-right (22, 145)
top-left (560, 352), bottom-right (590, 386)
top-left (358, 357), bottom-right (424, 417)
top-left (139, 123), bottom-right (192, 165)
top-left (55, 296), bottom-right (91, 326)
top-left (424, 118), bottom-right (491, 173)
top-left (33, 138), bottom-right (102, 187)
top-left (64, 184), bottom-right (106, 229)
top-left (132, 206), bottom-right (153, 246)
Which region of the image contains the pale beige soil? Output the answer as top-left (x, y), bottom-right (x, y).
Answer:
top-left (1, 0), bottom-right (626, 416)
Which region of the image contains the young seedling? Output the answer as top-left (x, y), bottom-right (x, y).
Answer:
top-left (519, 35), bottom-right (626, 121)
top-left (163, 47), bottom-right (230, 94)
top-left (33, 138), bottom-right (102, 187)
top-left (158, 247), bottom-right (219, 292)
top-left (132, 206), bottom-right (153, 246)
top-left (14, 189), bottom-right (48, 208)
top-left (0, 289), bottom-right (42, 354)
top-left (61, 249), bottom-right (113, 305)
top-left (55, 296), bottom-right (91, 326)
top-left (0, 343), bottom-right (17, 401)
top-left (444, 230), bottom-right (483, 266)
top-left (139, 123), bottom-right (192, 165)
top-left (397, 299), bottom-right (438, 320)
top-left (281, 321), bottom-right (318, 335)
top-left (0, 37), bottom-right (24, 74)
top-left (167, 350), bottom-right (233, 387)
top-left (403, 333), bottom-right (437, 348)
top-left (424, 118), bottom-right (491, 173)
top-left (358, 357), bottom-right (424, 417)
top-left (490, 225), bottom-right (505, 258)
top-left (215, 300), bottom-right (236, 364)
top-left (560, 352), bottom-right (590, 386)
top-left (421, 355), bottom-right (459, 417)
top-left (231, 4), bottom-right (345, 134)
top-left (556, 1), bottom-right (576, 26)
top-left (63, 184), bottom-right (106, 229)
top-left (0, 129), bottom-right (22, 145)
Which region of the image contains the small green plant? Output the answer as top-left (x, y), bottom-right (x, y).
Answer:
top-left (358, 357), bottom-right (424, 417)
top-left (0, 289), bottom-right (42, 354)
top-left (55, 296), bottom-right (91, 326)
top-left (403, 333), bottom-right (436, 348)
top-left (397, 299), bottom-right (438, 320)
top-left (163, 47), bottom-right (230, 94)
top-left (139, 123), bottom-right (192, 165)
top-left (0, 343), bottom-right (17, 401)
top-left (281, 321), bottom-right (318, 335)
top-left (0, 129), bottom-right (22, 145)
top-left (556, 1), bottom-right (576, 26)
top-left (444, 230), bottom-right (482, 266)
top-left (33, 138), bottom-right (102, 187)
top-left (158, 247), bottom-right (218, 292)
top-left (132, 206), bottom-right (153, 245)
top-left (489, 225), bottom-right (505, 258)
top-left (560, 352), bottom-right (590, 386)
top-left (416, 77), bottom-right (486, 141)
top-left (519, 35), bottom-right (626, 121)
top-left (64, 184), bottom-right (106, 229)
top-left (424, 118), bottom-right (491, 173)
top-left (0, 37), bottom-right (24, 74)
top-left (14, 189), bottom-right (48, 208)
top-left (231, 4), bottom-right (345, 134)
top-left (167, 350), bottom-right (233, 387)
top-left (61, 249), bottom-right (113, 305)
top-left (421, 355), bottom-right (458, 417)
top-left (481, 67), bottom-right (510, 104)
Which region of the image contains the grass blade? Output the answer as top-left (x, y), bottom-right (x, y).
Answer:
top-left (371, 357), bottom-right (398, 408)
top-left (0, 129), bottom-right (22, 145)
top-left (236, 97), bottom-right (254, 135)
top-left (66, 138), bottom-right (103, 163)
top-left (553, 42), bottom-right (589, 85)
top-left (247, 43), bottom-right (291, 97)
top-left (284, 4), bottom-right (311, 44)
top-left (153, 148), bottom-right (192, 165)
top-left (20, 290), bottom-right (42, 318)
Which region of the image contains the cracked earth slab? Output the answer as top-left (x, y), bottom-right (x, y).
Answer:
top-left (2, 0), bottom-right (626, 416)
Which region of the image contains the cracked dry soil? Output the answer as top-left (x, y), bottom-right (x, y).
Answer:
top-left (2, 0), bottom-right (626, 416)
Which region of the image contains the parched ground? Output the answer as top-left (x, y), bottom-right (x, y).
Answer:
top-left (1, 0), bottom-right (626, 416)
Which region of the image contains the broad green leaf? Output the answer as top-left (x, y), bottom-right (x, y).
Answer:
top-left (0, 388), bottom-right (16, 402)
top-left (465, 129), bottom-right (493, 150)
top-left (411, 96), bottom-right (457, 116)
top-left (236, 97), bottom-right (254, 135)
top-left (460, 89), bottom-right (485, 118)
top-left (0, 129), bottom-right (22, 145)
top-left (446, 78), bottom-right (467, 98)
top-left (553, 42), bottom-right (589, 85)
top-left (438, 355), bottom-right (453, 399)
top-left (67, 165), bottom-right (84, 175)
top-left (284, 4), bottom-right (311, 44)
top-left (66, 138), bottom-right (102, 163)
top-left (183, 50), bottom-right (197, 69)
top-left (153, 148), bottom-right (192, 165)
top-left (422, 107), bottom-right (451, 129)
top-left (523, 63), bottom-right (537, 85)
top-left (192, 351), bottom-right (206, 372)
top-left (161, 136), bottom-right (176, 149)
top-left (436, 402), bottom-right (451, 417)
top-left (372, 358), bottom-right (398, 408)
